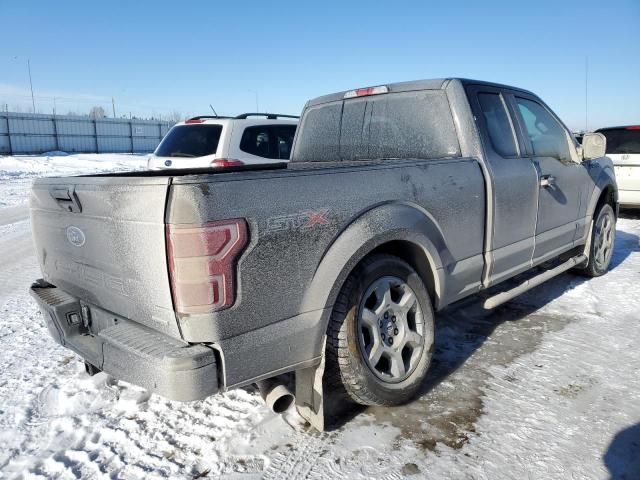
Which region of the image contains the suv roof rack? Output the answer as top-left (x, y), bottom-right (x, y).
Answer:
top-left (234, 113), bottom-right (299, 120)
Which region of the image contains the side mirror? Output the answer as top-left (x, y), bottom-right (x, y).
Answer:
top-left (581, 132), bottom-right (606, 160)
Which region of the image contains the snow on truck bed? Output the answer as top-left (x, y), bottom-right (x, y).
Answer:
top-left (0, 154), bottom-right (639, 479)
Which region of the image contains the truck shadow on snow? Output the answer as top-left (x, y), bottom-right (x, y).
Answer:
top-left (324, 227), bottom-right (639, 450)
top-left (604, 422), bottom-right (640, 480)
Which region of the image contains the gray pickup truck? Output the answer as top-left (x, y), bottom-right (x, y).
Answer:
top-left (30, 78), bottom-right (617, 430)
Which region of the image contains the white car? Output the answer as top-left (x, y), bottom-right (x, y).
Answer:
top-left (596, 125), bottom-right (640, 208)
top-left (148, 113), bottom-right (298, 170)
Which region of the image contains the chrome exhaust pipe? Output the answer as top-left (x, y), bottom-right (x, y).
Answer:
top-left (256, 376), bottom-right (295, 414)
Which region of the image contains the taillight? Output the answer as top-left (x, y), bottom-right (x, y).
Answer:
top-left (626, 126), bottom-right (640, 131)
top-left (185, 119), bottom-right (204, 124)
top-left (166, 219), bottom-right (248, 314)
top-left (211, 159), bottom-right (244, 168)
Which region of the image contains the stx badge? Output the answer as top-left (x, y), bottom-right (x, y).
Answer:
top-left (265, 209), bottom-right (330, 234)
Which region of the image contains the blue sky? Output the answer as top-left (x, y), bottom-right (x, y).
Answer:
top-left (1, 0), bottom-right (638, 130)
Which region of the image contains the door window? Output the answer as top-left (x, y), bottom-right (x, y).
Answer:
top-left (240, 125), bottom-right (276, 158)
top-left (274, 125), bottom-right (297, 159)
top-left (477, 92), bottom-right (518, 157)
top-left (240, 125), bottom-right (296, 160)
top-left (515, 97), bottom-right (572, 162)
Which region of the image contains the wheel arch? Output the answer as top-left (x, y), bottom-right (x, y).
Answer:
top-left (300, 202), bottom-right (450, 335)
top-left (587, 165), bottom-right (618, 219)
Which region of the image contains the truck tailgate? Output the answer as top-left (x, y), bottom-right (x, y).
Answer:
top-left (30, 176), bottom-right (180, 338)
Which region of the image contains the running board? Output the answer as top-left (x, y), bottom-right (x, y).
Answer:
top-left (483, 254), bottom-right (587, 310)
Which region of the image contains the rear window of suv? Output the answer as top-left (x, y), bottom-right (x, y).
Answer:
top-left (155, 124), bottom-right (223, 158)
top-left (597, 128), bottom-right (640, 154)
top-left (292, 90), bottom-right (460, 162)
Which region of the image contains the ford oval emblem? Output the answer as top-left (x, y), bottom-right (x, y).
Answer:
top-left (165, 160), bottom-right (172, 167)
top-left (66, 226), bottom-right (86, 247)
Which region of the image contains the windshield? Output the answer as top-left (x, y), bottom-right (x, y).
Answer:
top-left (155, 124), bottom-right (223, 158)
top-left (598, 128), bottom-right (640, 155)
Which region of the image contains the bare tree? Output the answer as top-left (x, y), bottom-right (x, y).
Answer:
top-left (89, 106), bottom-right (106, 119)
top-left (167, 110), bottom-right (183, 124)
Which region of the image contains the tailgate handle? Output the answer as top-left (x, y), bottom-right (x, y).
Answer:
top-left (50, 186), bottom-right (82, 213)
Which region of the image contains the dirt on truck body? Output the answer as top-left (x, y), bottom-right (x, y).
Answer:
top-left (29, 78), bottom-right (617, 430)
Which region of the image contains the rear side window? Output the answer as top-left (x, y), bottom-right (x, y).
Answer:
top-left (368, 91), bottom-right (460, 160)
top-left (155, 125), bottom-right (222, 158)
top-left (239, 125), bottom-right (297, 160)
top-left (477, 92), bottom-right (518, 157)
top-left (598, 128), bottom-right (640, 154)
top-left (293, 104), bottom-right (342, 162)
top-left (515, 97), bottom-right (572, 162)
top-left (292, 90), bottom-right (460, 162)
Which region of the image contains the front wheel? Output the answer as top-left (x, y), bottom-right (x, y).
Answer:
top-left (325, 254), bottom-right (435, 406)
top-left (579, 203), bottom-right (616, 277)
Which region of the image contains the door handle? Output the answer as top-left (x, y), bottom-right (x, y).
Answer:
top-left (539, 175), bottom-right (556, 188)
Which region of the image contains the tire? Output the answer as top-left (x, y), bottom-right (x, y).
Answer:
top-left (325, 254), bottom-right (435, 406)
top-left (578, 203), bottom-right (616, 277)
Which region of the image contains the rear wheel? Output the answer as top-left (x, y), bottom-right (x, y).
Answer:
top-left (325, 254), bottom-right (434, 406)
top-left (579, 203), bottom-right (616, 277)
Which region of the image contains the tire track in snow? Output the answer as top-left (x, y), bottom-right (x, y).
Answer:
top-left (0, 222), bottom-right (37, 300)
top-left (0, 203), bottom-right (29, 227)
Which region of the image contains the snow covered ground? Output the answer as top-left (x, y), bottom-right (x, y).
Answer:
top-left (0, 153), bottom-right (148, 208)
top-left (0, 154), bottom-right (639, 479)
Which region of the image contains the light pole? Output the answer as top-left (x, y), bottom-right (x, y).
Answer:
top-left (27, 59), bottom-right (36, 113)
top-left (584, 56), bottom-right (589, 132)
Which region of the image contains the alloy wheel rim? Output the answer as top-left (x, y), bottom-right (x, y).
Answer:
top-left (594, 211), bottom-right (614, 270)
top-left (357, 276), bottom-right (426, 383)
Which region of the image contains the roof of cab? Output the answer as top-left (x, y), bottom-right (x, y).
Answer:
top-left (305, 78), bottom-right (536, 107)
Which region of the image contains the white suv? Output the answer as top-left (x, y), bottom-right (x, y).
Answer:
top-left (148, 113), bottom-right (298, 170)
top-left (596, 125), bottom-right (640, 208)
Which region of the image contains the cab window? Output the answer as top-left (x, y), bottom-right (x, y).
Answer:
top-left (477, 92), bottom-right (518, 157)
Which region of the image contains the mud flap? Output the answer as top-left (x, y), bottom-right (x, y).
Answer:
top-left (295, 337), bottom-right (327, 432)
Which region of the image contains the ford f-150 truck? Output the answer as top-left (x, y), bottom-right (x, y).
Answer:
top-left (29, 79), bottom-right (617, 430)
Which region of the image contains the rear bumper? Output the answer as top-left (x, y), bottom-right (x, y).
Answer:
top-left (30, 282), bottom-right (219, 402)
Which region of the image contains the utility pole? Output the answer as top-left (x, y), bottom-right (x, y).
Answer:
top-left (112, 97), bottom-right (116, 118)
top-left (585, 56), bottom-right (589, 132)
top-left (27, 59), bottom-right (36, 113)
